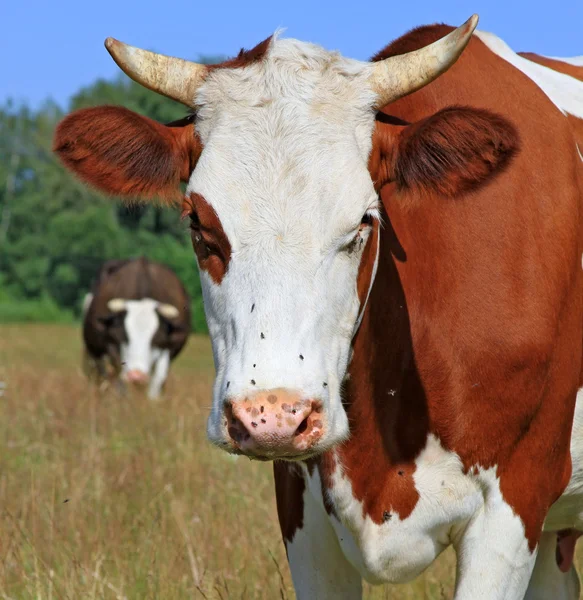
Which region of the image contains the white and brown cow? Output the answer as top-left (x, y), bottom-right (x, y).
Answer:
top-left (82, 257), bottom-right (191, 399)
top-left (54, 16), bottom-right (583, 599)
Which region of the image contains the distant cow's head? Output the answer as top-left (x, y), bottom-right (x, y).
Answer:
top-left (99, 298), bottom-right (180, 393)
top-left (55, 15), bottom-right (518, 459)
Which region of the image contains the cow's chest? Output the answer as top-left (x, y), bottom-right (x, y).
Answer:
top-left (304, 435), bottom-right (486, 584)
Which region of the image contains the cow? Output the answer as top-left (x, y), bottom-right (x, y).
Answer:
top-left (53, 15), bottom-right (583, 599)
top-left (81, 257), bottom-right (191, 399)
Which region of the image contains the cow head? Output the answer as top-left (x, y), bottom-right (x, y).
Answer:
top-left (100, 298), bottom-right (180, 392)
top-left (55, 15), bottom-right (518, 459)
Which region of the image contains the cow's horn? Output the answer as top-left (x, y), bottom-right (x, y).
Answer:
top-left (369, 14), bottom-right (479, 109)
top-left (107, 298), bottom-right (127, 313)
top-left (104, 38), bottom-right (208, 108)
top-left (157, 303), bottom-right (180, 319)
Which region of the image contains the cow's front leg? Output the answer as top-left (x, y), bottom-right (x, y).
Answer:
top-left (274, 462), bottom-right (362, 600)
top-left (452, 490), bottom-right (537, 599)
top-left (148, 350), bottom-right (170, 400)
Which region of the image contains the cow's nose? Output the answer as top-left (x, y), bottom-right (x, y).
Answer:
top-left (126, 369), bottom-right (149, 385)
top-left (225, 389), bottom-right (324, 458)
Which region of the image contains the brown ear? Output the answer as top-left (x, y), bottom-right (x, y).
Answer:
top-left (370, 106), bottom-right (519, 197)
top-left (53, 106), bottom-right (202, 202)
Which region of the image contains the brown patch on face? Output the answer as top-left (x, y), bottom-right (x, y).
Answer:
top-left (267, 394), bottom-right (278, 404)
top-left (207, 37), bottom-right (273, 72)
top-left (183, 192), bottom-right (232, 284)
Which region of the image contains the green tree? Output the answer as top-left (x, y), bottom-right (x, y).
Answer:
top-left (0, 55), bottom-right (224, 328)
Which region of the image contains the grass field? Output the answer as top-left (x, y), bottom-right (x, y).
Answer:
top-left (1, 324), bottom-right (579, 599)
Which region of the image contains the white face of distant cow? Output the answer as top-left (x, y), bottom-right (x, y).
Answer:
top-left (54, 17), bottom-right (478, 459)
top-left (186, 39), bottom-right (383, 459)
top-left (106, 298), bottom-right (179, 388)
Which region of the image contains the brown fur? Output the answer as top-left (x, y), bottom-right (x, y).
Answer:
top-left (519, 52), bottom-right (583, 155)
top-left (371, 106), bottom-right (519, 197)
top-left (182, 193), bottom-right (232, 284)
top-left (207, 36), bottom-right (273, 72)
top-left (275, 26), bottom-right (583, 556)
top-left (319, 25), bottom-right (582, 551)
top-left (53, 106), bottom-right (201, 202)
top-left (518, 52), bottom-right (583, 82)
top-left (273, 462), bottom-right (305, 546)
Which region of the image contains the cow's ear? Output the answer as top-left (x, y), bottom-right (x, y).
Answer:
top-left (370, 106), bottom-right (519, 197)
top-left (53, 106), bottom-right (202, 203)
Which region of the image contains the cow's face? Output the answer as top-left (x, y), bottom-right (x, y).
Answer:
top-left (102, 298), bottom-right (179, 386)
top-left (55, 17), bottom-right (510, 459)
top-left (186, 43), bottom-right (381, 459)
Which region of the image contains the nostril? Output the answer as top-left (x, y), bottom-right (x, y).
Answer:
top-left (295, 417), bottom-right (309, 436)
top-left (225, 403), bottom-right (246, 444)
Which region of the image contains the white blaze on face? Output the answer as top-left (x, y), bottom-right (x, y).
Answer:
top-left (106, 298), bottom-right (176, 384)
top-left (120, 299), bottom-right (162, 376)
top-left (187, 37), bottom-right (381, 447)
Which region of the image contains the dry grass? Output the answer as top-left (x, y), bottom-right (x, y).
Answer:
top-left (1, 324), bottom-right (576, 599)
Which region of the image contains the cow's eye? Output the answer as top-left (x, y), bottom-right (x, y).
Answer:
top-left (361, 212), bottom-right (374, 227)
top-left (188, 212), bottom-right (211, 259)
top-left (189, 211), bottom-right (201, 231)
top-left (345, 212), bottom-right (375, 254)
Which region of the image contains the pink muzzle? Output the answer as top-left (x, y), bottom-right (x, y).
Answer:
top-left (225, 389), bottom-right (324, 458)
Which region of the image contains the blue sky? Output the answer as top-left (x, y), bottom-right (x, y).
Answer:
top-left (2, 0), bottom-right (582, 109)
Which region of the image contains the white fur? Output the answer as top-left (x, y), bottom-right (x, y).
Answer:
top-left (287, 465), bottom-right (362, 599)
top-left (547, 56), bottom-right (583, 67)
top-left (118, 298), bottom-right (171, 400)
top-left (475, 31), bottom-right (583, 119)
top-left (294, 435), bottom-right (535, 599)
top-left (452, 467), bottom-right (535, 599)
top-left (190, 37), bottom-right (380, 452)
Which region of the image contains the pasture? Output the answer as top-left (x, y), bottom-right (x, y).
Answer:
top-left (0, 324), bottom-right (576, 599)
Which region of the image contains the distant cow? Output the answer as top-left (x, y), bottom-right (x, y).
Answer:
top-left (82, 257), bottom-right (190, 399)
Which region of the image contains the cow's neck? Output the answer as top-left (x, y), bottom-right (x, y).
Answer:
top-left (315, 208), bottom-right (430, 522)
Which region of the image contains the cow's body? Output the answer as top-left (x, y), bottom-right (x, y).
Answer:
top-left (83, 257), bottom-right (190, 399)
top-left (511, 50), bottom-right (583, 600)
top-left (270, 28), bottom-right (583, 599)
top-left (54, 18), bottom-right (583, 598)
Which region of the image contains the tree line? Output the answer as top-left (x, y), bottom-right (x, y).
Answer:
top-left (0, 56), bottom-right (224, 331)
